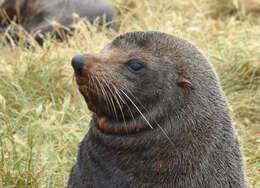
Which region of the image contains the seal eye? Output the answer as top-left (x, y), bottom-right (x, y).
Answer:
top-left (126, 59), bottom-right (145, 73)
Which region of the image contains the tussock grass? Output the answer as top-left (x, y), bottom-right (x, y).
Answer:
top-left (0, 0), bottom-right (259, 187)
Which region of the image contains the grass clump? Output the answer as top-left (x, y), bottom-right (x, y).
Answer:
top-left (0, 0), bottom-right (259, 187)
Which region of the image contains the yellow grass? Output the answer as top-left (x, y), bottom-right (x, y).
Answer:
top-left (0, 0), bottom-right (259, 187)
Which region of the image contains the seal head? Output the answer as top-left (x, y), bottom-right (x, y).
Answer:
top-left (69, 31), bottom-right (248, 188)
top-left (72, 32), bottom-right (197, 135)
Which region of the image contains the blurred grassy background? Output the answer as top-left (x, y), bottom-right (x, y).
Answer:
top-left (0, 0), bottom-right (259, 187)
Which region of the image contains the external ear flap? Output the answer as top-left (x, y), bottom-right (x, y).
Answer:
top-left (177, 74), bottom-right (194, 90)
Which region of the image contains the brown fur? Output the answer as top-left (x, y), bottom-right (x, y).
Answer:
top-left (69, 31), bottom-right (248, 188)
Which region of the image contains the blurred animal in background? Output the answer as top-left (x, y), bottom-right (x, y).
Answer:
top-left (0, 0), bottom-right (116, 45)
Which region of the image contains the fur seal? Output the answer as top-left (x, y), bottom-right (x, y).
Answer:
top-left (68, 31), bottom-right (248, 188)
top-left (0, 0), bottom-right (115, 45)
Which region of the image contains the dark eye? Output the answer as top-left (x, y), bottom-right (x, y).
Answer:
top-left (126, 59), bottom-right (145, 73)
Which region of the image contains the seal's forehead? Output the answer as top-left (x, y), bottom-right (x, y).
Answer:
top-left (110, 31), bottom-right (179, 52)
top-left (111, 31), bottom-right (152, 48)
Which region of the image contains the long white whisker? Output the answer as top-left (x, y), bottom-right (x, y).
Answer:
top-left (113, 85), bottom-right (136, 124)
top-left (102, 77), bottom-right (127, 128)
top-left (97, 77), bottom-right (118, 120)
top-left (95, 76), bottom-right (113, 115)
top-left (120, 88), bottom-right (174, 145)
top-left (120, 89), bottom-right (153, 129)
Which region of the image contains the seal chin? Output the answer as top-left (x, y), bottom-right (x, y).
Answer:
top-left (95, 110), bottom-right (154, 135)
top-left (96, 116), bottom-right (120, 133)
top-left (96, 116), bottom-right (136, 135)
top-left (78, 85), bottom-right (98, 113)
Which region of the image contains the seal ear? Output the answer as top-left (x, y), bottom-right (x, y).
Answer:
top-left (177, 74), bottom-right (194, 90)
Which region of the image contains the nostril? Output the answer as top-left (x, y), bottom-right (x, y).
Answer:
top-left (71, 54), bottom-right (85, 76)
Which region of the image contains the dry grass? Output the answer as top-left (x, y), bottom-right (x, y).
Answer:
top-left (0, 0), bottom-right (259, 187)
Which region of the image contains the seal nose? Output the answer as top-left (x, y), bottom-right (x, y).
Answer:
top-left (71, 54), bottom-right (85, 76)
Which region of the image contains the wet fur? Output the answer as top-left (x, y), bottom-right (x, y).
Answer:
top-left (68, 31), bottom-right (248, 188)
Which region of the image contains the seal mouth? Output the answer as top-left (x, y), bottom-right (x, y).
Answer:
top-left (76, 80), bottom-right (155, 134)
top-left (77, 82), bottom-right (126, 118)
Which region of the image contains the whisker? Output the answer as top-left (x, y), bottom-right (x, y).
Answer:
top-left (95, 76), bottom-right (118, 120)
top-left (120, 87), bottom-right (174, 145)
top-left (101, 76), bottom-right (127, 128)
top-left (100, 76), bottom-right (119, 120)
top-left (113, 85), bottom-right (136, 125)
top-left (119, 89), bottom-right (154, 129)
